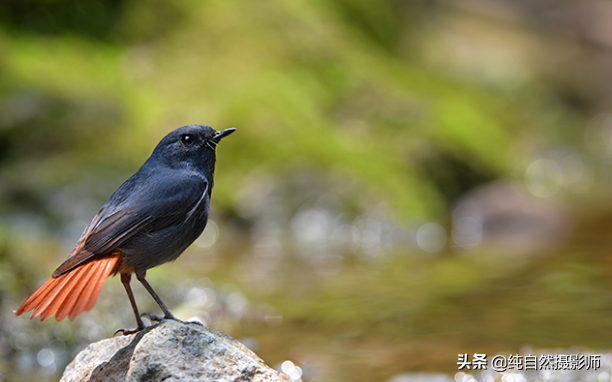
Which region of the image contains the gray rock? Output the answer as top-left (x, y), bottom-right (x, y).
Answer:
top-left (60, 319), bottom-right (291, 382)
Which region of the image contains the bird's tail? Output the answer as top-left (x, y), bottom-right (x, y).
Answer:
top-left (15, 256), bottom-right (122, 322)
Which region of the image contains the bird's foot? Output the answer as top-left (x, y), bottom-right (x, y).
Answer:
top-left (187, 319), bottom-right (204, 326)
top-left (114, 325), bottom-right (145, 336)
top-left (141, 311), bottom-right (177, 322)
top-left (140, 312), bottom-right (203, 326)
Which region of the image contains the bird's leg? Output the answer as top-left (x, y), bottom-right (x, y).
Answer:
top-left (135, 269), bottom-right (177, 322)
top-left (114, 273), bottom-right (146, 336)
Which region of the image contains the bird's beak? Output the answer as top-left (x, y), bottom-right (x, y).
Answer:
top-left (213, 128), bottom-right (237, 142)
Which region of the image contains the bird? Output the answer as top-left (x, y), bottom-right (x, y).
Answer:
top-left (15, 124), bottom-right (236, 335)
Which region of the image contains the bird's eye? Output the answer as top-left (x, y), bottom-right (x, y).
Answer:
top-left (181, 135), bottom-right (193, 146)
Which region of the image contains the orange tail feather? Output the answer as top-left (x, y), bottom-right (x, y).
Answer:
top-left (85, 258), bottom-right (117, 312)
top-left (37, 265), bottom-right (86, 321)
top-left (70, 260), bottom-right (107, 320)
top-left (55, 261), bottom-right (100, 322)
top-left (15, 256), bottom-right (122, 322)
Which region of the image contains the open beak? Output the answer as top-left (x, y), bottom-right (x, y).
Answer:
top-left (213, 128), bottom-right (237, 142)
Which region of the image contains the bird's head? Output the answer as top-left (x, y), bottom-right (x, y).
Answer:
top-left (151, 124), bottom-right (236, 172)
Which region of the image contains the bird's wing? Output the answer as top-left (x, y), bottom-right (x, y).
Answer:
top-left (53, 171), bottom-right (209, 277)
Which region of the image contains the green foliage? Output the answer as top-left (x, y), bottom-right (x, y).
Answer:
top-left (0, 0), bottom-right (579, 222)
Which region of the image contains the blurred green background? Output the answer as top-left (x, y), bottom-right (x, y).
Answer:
top-left (2, 0), bottom-right (612, 381)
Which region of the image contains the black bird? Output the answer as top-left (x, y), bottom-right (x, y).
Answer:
top-left (16, 124), bottom-right (236, 335)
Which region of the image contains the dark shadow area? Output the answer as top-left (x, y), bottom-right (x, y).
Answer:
top-left (87, 323), bottom-right (159, 382)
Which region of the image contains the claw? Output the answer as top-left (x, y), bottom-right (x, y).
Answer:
top-left (141, 311), bottom-right (178, 322)
top-left (141, 312), bottom-right (164, 322)
top-left (187, 320), bottom-right (204, 327)
top-left (114, 326), bottom-right (144, 336)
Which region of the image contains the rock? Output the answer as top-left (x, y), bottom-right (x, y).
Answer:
top-left (451, 181), bottom-right (568, 254)
top-left (60, 319), bottom-right (291, 382)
